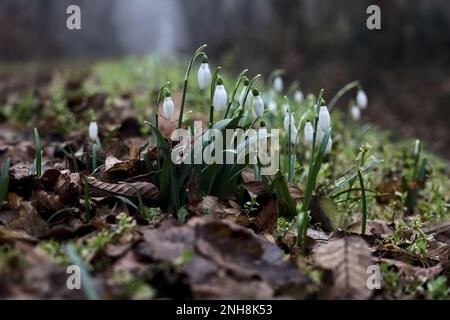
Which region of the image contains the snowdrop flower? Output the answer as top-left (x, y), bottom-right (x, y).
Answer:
top-left (283, 112), bottom-right (295, 133)
top-left (162, 91), bottom-right (174, 119)
top-left (238, 79), bottom-right (252, 107)
top-left (351, 105), bottom-right (361, 121)
top-left (325, 137), bottom-right (333, 154)
top-left (197, 55), bottom-right (211, 90)
top-left (273, 76), bottom-right (283, 93)
top-left (294, 90), bottom-right (304, 104)
top-left (213, 77), bottom-right (227, 112)
top-left (315, 127), bottom-right (325, 145)
top-left (290, 126), bottom-right (298, 145)
top-left (356, 89), bottom-right (368, 109)
top-left (318, 106), bottom-right (331, 132)
top-left (304, 121), bottom-right (314, 144)
top-left (89, 120), bottom-right (99, 142)
top-left (252, 89), bottom-right (264, 118)
top-left (267, 99), bottom-right (277, 112)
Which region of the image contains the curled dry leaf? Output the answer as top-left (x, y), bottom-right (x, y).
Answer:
top-left (136, 217), bottom-right (309, 299)
top-left (54, 171), bottom-right (82, 204)
top-left (99, 157), bottom-right (147, 182)
top-left (6, 193), bottom-right (49, 237)
top-left (314, 235), bottom-right (373, 299)
top-left (252, 197), bottom-right (278, 233)
top-left (86, 176), bottom-right (159, 201)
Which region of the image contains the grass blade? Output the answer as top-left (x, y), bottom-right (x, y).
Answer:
top-left (0, 158), bottom-right (10, 209)
top-left (357, 170), bottom-right (367, 234)
top-left (66, 244), bottom-right (99, 300)
top-left (33, 128), bottom-right (42, 177)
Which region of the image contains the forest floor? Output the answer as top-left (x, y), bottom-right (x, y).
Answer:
top-left (0, 56), bottom-right (449, 299)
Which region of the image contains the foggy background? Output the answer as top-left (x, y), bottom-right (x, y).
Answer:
top-left (0, 0), bottom-right (449, 157)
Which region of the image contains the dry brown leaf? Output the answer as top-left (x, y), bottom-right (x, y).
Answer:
top-left (252, 197), bottom-right (278, 233)
top-left (314, 235), bottom-right (373, 299)
top-left (6, 193), bottom-right (48, 237)
top-left (86, 176), bottom-right (159, 201)
top-left (99, 158), bottom-right (146, 182)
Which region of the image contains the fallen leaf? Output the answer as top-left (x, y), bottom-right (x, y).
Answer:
top-left (86, 176), bottom-right (159, 201)
top-left (314, 235), bottom-right (373, 299)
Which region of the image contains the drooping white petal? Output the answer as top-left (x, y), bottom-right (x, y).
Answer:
top-left (273, 76), bottom-right (283, 93)
top-left (351, 105), bottom-right (361, 121)
top-left (238, 86), bottom-right (252, 107)
top-left (252, 95), bottom-right (264, 118)
top-left (197, 63), bottom-right (211, 90)
top-left (356, 89), bottom-right (368, 109)
top-left (325, 137), bottom-right (333, 154)
top-left (315, 127), bottom-right (325, 145)
top-left (213, 84), bottom-right (228, 111)
top-left (318, 106), bottom-right (331, 132)
top-left (304, 121), bottom-right (314, 143)
top-left (89, 121), bottom-right (98, 141)
top-left (290, 126), bottom-right (298, 145)
top-left (162, 96), bottom-right (175, 119)
top-left (283, 113), bottom-right (295, 133)
top-left (294, 90), bottom-right (304, 104)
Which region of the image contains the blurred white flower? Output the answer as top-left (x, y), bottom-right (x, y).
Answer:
top-left (351, 105), bottom-right (361, 121)
top-left (283, 112), bottom-right (295, 133)
top-left (213, 78), bottom-right (227, 112)
top-left (268, 99), bottom-right (277, 112)
top-left (318, 106), bottom-right (331, 132)
top-left (162, 95), bottom-right (175, 119)
top-left (252, 90), bottom-right (264, 118)
top-left (294, 90), bottom-right (304, 104)
top-left (273, 76), bottom-right (283, 93)
top-left (197, 59), bottom-right (211, 90)
top-left (290, 126), bottom-right (298, 145)
top-left (88, 121), bottom-right (99, 142)
top-left (325, 137), bottom-right (333, 154)
top-left (304, 121), bottom-right (314, 143)
top-left (356, 89), bottom-right (368, 109)
top-left (315, 127), bottom-right (325, 145)
top-left (238, 83), bottom-right (252, 107)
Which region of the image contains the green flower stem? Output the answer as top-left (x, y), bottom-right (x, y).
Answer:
top-left (177, 44), bottom-right (207, 129)
top-left (209, 66), bottom-right (222, 127)
top-left (328, 80), bottom-right (360, 111)
top-left (155, 81), bottom-right (171, 128)
top-left (224, 69), bottom-right (248, 119)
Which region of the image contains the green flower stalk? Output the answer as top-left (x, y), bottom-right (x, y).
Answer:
top-left (177, 44), bottom-right (207, 129)
top-left (155, 81), bottom-right (171, 128)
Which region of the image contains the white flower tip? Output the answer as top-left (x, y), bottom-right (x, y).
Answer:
top-left (357, 89), bottom-right (368, 109)
top-left (273, 76), bottom-right (283, 93)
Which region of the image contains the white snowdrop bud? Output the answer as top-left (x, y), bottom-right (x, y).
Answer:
top-left (356, 89), bottom-right (368, 109)
top-left (238, 79), bottom-right (252, 107)
top-left (283, 112), bottom-right (295, 133)
top-left (162, 93), bottom-right (175, 119)
top-left (318, 106), bottom-right (331, 132)
top-left (213, 77), bottom-right (227, 112)
top-left (294, 90), bottom-right (304, 104)
top-left (273, 76), bottom-right (283, 93)
top-left (290, 126), bottom-right (298, 145)
top-left (89, 121), bottom-right (98, 141)
top-left (252, 89), bottom-right (264, 118)
top-left (304, 121), bottom-right (314, 144)
top-left (315, 127), bottom-right (325, 145)
top-left (325, 137), bottom-right (333, 154)
top-left (351, 105), bottom-right (361, 121)
top-left (197, 56), bottom-right (211, 90)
